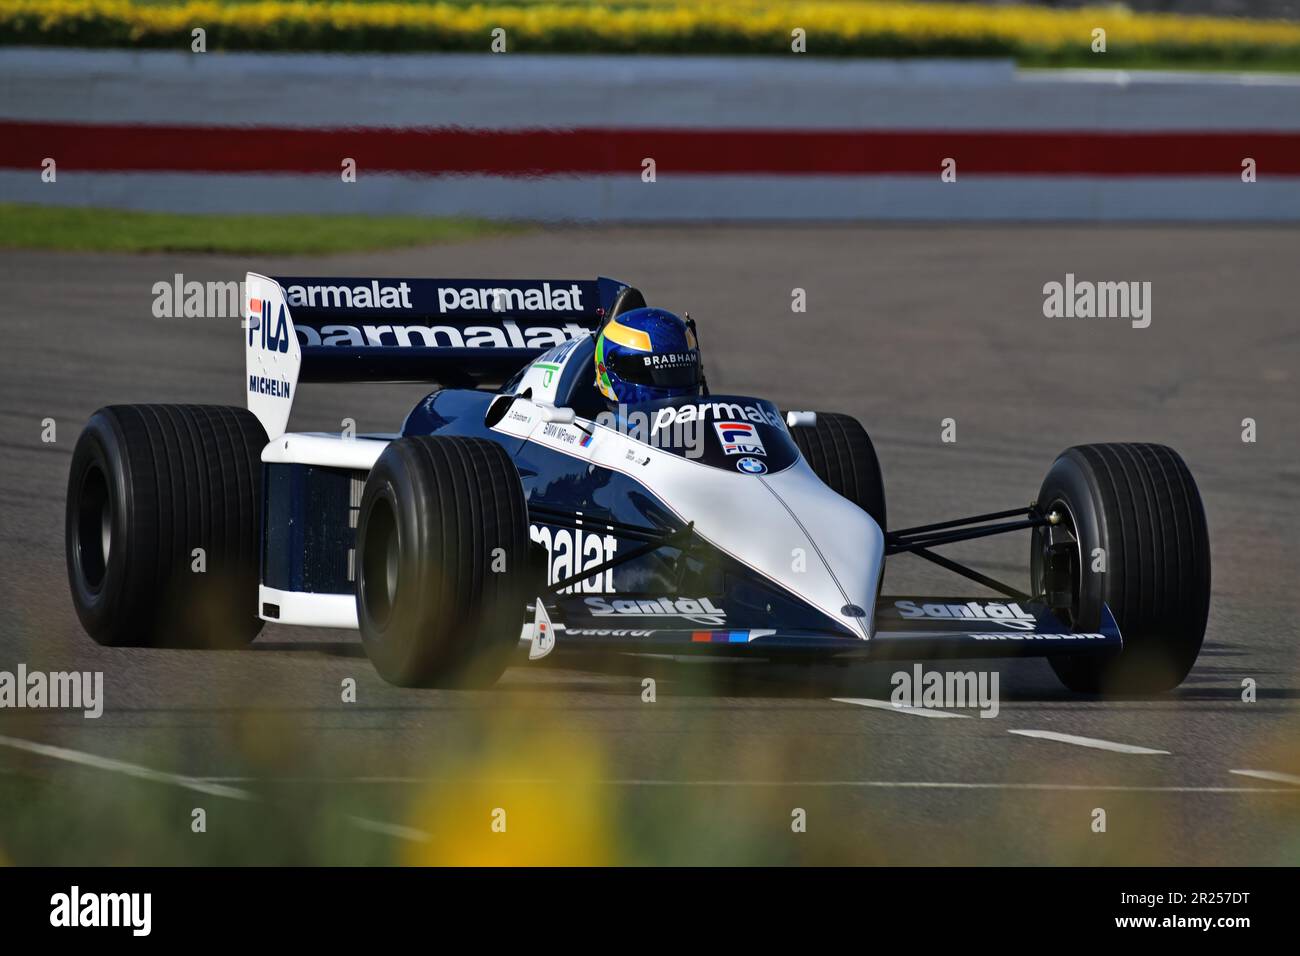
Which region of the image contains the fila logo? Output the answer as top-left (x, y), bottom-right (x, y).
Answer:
top-left (248, 298), bottom-right (289, 354)
top-left (714, 421), bottom-right (766, 457)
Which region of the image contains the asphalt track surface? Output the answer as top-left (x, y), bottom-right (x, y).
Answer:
top-left (1, 225), bottom-right (1298, 865)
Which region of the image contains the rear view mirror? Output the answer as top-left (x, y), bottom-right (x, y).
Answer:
top-left (540, 405), bottom-right (577, 425)
top-left (786, 411), bottom-right (817, 428)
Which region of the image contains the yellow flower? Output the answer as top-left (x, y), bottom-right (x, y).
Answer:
top-left (3, 1), bottom-right (1299, 60)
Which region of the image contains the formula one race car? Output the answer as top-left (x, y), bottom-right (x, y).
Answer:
top-left (65, 275), bottom-right (1210, 694)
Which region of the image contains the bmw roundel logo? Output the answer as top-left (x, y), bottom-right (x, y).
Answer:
top-left (737, 457), bottom-right (767, 475)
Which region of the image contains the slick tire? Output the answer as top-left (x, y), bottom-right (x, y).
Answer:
top-left (66, 404), bottom-right (267, 649)
top-left (356, 436), bottom-right (531, 688)
top-left (789, 411), bottom-right (887, 531)
top-left (1032, 443), bottom-right (1210, 695)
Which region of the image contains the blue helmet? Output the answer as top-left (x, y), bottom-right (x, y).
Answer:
top-left (595, 307), bottom-right (702, 405)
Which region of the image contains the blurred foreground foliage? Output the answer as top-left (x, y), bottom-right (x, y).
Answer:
top-left (3, 1), bottom-right (1300, 70)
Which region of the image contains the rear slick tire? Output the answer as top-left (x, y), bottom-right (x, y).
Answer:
top-left (65, 404), bottom-right (266, 649)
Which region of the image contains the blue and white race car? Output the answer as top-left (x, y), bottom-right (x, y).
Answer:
top-left (65, 274), bottom-right (1210, 694)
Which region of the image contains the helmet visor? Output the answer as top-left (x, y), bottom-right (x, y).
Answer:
top-left (607, 349), bottom-right (702, 391)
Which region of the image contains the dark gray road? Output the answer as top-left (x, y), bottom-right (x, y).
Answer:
top-left (1, 225), bottom-right (1298, 864)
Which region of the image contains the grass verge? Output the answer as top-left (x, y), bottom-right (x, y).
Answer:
top-left (0, 203), bottom-right (526, 254)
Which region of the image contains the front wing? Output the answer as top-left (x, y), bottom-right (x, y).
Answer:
top-left (543, 594), bottom-right (1122, 660)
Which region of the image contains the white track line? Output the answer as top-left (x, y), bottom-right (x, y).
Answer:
top-left (346, 815), bottom-right (431, 843)
top-left (1007, 729), bottom-right (1169, 755)
top-left (0, 732), bottom-right (252, 800)
top-left (0, 733), bottom-right (429, 842)
top-left (196, 775), bottom-right (1300, 793)
top-left (832, 697), bottom-right (971, 719)
top-left (1229, 769), bottom-right (1300, 787)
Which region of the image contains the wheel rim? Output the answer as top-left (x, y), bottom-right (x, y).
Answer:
top-left (76, 464), bottom-right (111, 591)
top-left (361, 495), bottom-right (399, 630)
top-left (1035, 496), bottom-right (1082, 627)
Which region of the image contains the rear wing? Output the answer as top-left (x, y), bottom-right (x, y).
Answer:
top-left (245, 273), bottom-right (631, 437)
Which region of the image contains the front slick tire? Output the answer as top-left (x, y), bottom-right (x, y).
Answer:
top-left (1033, 443), bottom-right (1210, 695)
top-left (356, 436), bottom-right (530, 689)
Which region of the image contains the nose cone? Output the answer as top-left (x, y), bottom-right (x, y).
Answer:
top-left (580, 417), bottom-right (885, 639)
top-left (758, 461), bottom-right (885, 639)
top-left (671, 457), bottom-right (883, 640)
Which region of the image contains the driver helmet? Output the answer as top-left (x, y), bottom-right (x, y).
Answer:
top-left (595, 307), bottom-right (702, 405)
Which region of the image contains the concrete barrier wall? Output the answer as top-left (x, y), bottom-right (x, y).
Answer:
top-left (3, 49), bottom-right (1299, 220)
